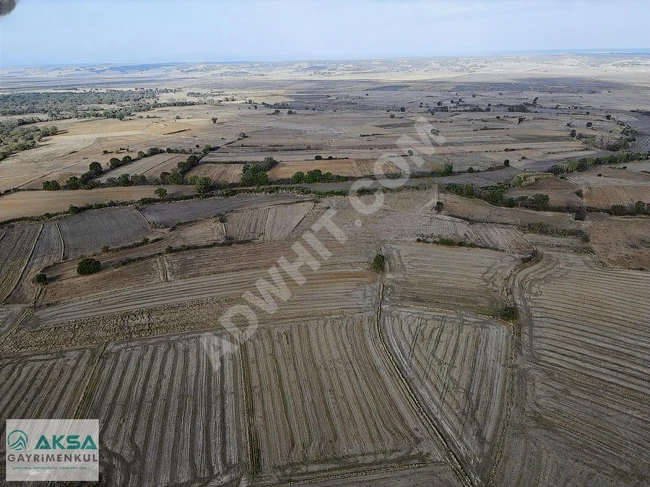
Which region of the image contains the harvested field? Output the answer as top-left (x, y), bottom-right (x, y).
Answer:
top-left (268, 159), bottom-right (400, 179)
top-left (81, 333), bottom-right (247, 486)
top-left (0, 304), bottom-right (27, 338)
top-left (441, 193), bottom-right (581, 230)
top-left (58, 207), bottom-right (153, 259)
top-left (6, 222), bottom-right (64, 303)
top-left (496, 251), bottom-right (650, 486)
top-left (0, 224), bottom-right (41, 302)
top-left (0, 186), bottom-right (195, 221)
top-left (186, 164), bottom-right (245, 184)
top-left (42, 258), bottom-right (162, 306)
top-left (140, 194), bottom-right (312, 227)
top-left (583, 185), bottom-right (650, 209)
top-left (0, 348), bottom-right (98, 466)
top-left (97, 154), bottom-right (188, 181)
top-left (384, 243), bottom-right (520, 311)
top-left (225, 201), bottom-right (313, 241)
top-left (243, 313), bottom-right (453, 482)
top-left (7, 265), bottom-right (377, 352)
top-left (382, 307), bottom-right (512, 482)
top-left (588, 216), bottom-right (650, 269)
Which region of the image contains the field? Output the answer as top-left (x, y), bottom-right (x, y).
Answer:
top-left (97, 153), bottom-right (189, 182)
top-left (1, 54), bottom-right (650, 486)
top-left (186, 163), bottom-right (245, 184)
top-left (0, 224), bottom-right (41, 301)
top-left (58, 207), bottom-right (154, 259)
top-left (0, 186), bottom-right (195, 221)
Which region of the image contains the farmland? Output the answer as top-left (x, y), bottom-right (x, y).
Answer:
top-left (1, 54), bottom-right (649, 486)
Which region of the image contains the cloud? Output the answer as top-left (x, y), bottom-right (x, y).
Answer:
top-left (0, 0), bottom-right (17, 17)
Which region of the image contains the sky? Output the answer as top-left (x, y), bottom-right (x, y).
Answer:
top-left (0, 0), bottom-right (649, 66)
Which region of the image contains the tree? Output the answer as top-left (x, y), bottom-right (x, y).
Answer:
top-left (504, 159), bottom-right (510, 167)
top-left (241, 164), bottom-right (269, 186)
top-left (118, 174), bottom-right (131, 187)
top-left (65, 176), bottom-right (81, 190)
top-left (291, 171), bottom-right (306, 184)
top-left (211, 117), bottom-right (218, 124)
top-left (138, 151), bottom-right (146, 158)
top-left (315, 155), bottom-right (323, 160)
top-left (606, 114), bottom-right (612, 120)
top-left (33, 273), bottom-right (48, 285)
top-left (305, 169), bottom-right (323, 183)
top-left (89, 161), bottom-right (103, 174)
top-left (399, 107), bottom-right (406, 112)
top-left (155, 188), bottom-right (168, 199)
top-left (167, 169), bottom-right (184, 185)
top-left (77, 258), bottom-right (102, 275)
top-left (195, 177), bottom-right (212, 194)
top-left (570, 129), bottom-right (577, 138)
top-left (634, 201), bottom-right (646, 215)
top-left (609, 204), bottom-right (628, 216)
top-left (109, 157), bottom-right (121, 169)
top-left (372, 254), bottom-right (385, 273)
top-left (159, 172), bottom-right (171, 184)
top-left (122, 155), bottom-right (132, 164)
top-left (467, 167), bottom-right (475, 173)
top-left (529, 194), bottom-right (550, 211)
top-left (586, 122), bottom-right (593, 128)
top-left (43, 180), bottom-right (61, 191)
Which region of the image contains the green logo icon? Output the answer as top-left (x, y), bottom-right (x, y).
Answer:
top-left (7, 430), bottom-right (28, 451)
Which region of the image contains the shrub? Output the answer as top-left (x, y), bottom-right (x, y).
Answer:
top-left (371, 254), bottom-right (385, 273)
top-left (291, 171), bottom-right (306, 184)
top-left (467, 167), bottom-right (475, 173)
top-left (504, 159), bottom-right (510, 167)
top-left (88, 161), bottom-right (103, 174)
top-left (77, 258), bottom-right (102, 275)
top-left (315, 155), bottom-right (323, 160)
top-left (42, 180), bottom-right (61, 191)
top-left (609, 204), bottom-right (628, 216)
top-left (33, 273), bottom-right (48, 285)
top-left (634, 201), bottom-right (647, 215)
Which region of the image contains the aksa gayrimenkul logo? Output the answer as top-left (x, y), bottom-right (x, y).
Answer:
top-left (6, 430), bottom-right (28, 451)
top-left (6, 419), bottom-right (99, 482)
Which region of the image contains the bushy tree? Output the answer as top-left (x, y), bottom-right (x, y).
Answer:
top-left (33, 273), bottom-right (48, 285)
top-left (305, 169), bottom-right (323, 183)
top-left (65, 176), bottom-right (81, 190)
top-left (609, 204), bottom-right (628, 216)
top-left (167, 169), bottom-right (184, 185)
top-left (634, 201), bottom-right (647, 215)
top-left (43, 180), bottom-right (61, 191)
top-left (109, 158), bottom-right (121, 169)
top-left (155, 188), bottom-right (168, 199)
top-left (291, 171), bottom-right (306, 184)
top-left (195, 177), bottom-right (212, 194)
top-left (89, 161), bottom-right (103, 174)
top-left (241, 164), bottom-right (269, 186)
top-left (372, 254), bottom-right (385, 273)
top-left (77, 258), bottom-right (101, 275)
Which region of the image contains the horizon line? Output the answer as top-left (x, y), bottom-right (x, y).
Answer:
top-left (2, 48), bottom-right (649, 70)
